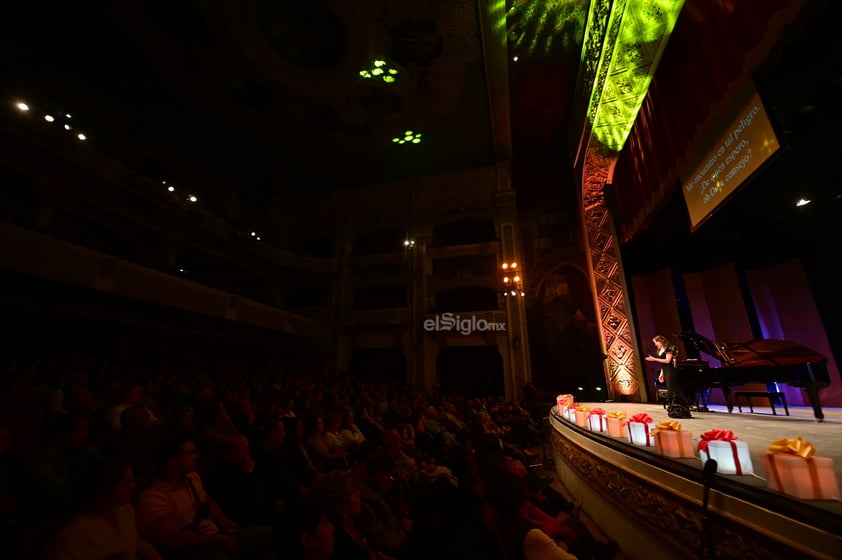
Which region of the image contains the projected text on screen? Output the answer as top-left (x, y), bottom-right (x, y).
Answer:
top-left (680, 84), bottom-right (780, 230)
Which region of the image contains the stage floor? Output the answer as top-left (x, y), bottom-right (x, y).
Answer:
top-left (560, 401), bottom-right (842, 518)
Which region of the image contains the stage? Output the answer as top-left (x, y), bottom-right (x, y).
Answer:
top-left (547, 401), bottom-right (842, 560)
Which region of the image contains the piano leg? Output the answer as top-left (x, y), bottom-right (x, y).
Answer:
top-left (721, 386), bottom-right (734, 413)
top-left (803, 385), bottom-right (825, 422)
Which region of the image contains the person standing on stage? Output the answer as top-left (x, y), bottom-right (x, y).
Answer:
top-left (646, 335), bottom-right (690, 418)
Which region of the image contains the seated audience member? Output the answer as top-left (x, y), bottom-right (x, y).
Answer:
top-left (45, 457), bottom-right (161, 560)
top-left (195, 401), bottom-right (241, 455)
top-left (357, 406), bottom-right (385, 447)
top-left (312, 470), bottom-right (395, 560)
top-left (355, 451), bottom-right (413, 557)
top-left (114, 404), bottom-right (160, 489)
top-left (205, 434), bottom-right (277, 527)
top-left (380, 428), bottom-right (419, 492)
top-left (303, 414), bottom-right (347, 471)
top-left (280, 498), bottom-right (335, 560)
top-left (280, 417), bottom-right (319, 484)
top-left (135, 433), bottom-right (273, 560)
top-left (409, 411), bottom-right (439, 460)
top-left (323, 412), bottom-right (346, 453)
top-left (340, 408), bottom-right (366, 452)
top-left (481, 453), bottom-right (616, 560)
top-left (480, 455), bottom-right (578, 560)
top-left (25, 411), bottom-right (94, 523)
top-left (106, 383), bottom-right (160, 433)
top-left (252, 418), bottom-right (307, 514)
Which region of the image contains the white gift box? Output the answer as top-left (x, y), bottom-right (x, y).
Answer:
top-left (626, 421), bottom-right (654, 447)
top-left (564, 407), bottom-right (577, 422)
top-left (588, 414), bottom-right (606, 432)
top-left (699, 440), bottom-right (754, 475)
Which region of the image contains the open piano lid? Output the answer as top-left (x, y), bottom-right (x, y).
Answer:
top-left (675, 331), bottom-right (827, 367)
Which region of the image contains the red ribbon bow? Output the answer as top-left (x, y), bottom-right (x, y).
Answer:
top-left (629, 413), bottom-right (653, 424)
top-left (588, 408), bottom-right (606, 417)
top-left (697, 429), bottom-right (737, 453)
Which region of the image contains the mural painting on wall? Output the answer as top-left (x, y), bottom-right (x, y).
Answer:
top-left (528, 265), bottom-right (605, 399)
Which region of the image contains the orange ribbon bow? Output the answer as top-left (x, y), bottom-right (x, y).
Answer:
top-left (768, 437), bottom-right (815, 459)
top-left (650, 420), bottom-right (681, 434)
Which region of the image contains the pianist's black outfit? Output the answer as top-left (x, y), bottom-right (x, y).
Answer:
top-left (661, 345), bottom-right (691, 418)
top-left (660, 345), bottom-right (679, 398)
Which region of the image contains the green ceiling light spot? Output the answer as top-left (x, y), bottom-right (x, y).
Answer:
top-left (360, 58), bottom-right (401, 84)
top-left (586, 0), bottom-right (685, 152)
top-left (392, 130), bottom-right (422, 145)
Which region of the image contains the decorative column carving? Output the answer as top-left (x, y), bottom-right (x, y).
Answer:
top-left (582, 146), bottom-right (645, 401)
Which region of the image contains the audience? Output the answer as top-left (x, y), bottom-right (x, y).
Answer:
top-left (44, 457), bottom-right (161, 560)
top-left (0, 334), bottom-right (615, 560)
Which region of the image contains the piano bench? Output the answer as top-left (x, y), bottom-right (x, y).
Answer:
top-left (734, 391), bottom-right (789, 416)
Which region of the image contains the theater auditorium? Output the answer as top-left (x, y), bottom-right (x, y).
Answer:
top-left (1, 1), bottom-right (839, 559)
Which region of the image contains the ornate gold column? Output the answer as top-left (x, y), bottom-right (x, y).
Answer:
top-left (582, 148), bottom-right (645, 401)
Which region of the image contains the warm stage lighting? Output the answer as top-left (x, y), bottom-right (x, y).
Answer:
top-left (15, 102), bottom-right (29, 111)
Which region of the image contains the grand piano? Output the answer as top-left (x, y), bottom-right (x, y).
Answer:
top-left (674, 331), bottom-right (832, 421)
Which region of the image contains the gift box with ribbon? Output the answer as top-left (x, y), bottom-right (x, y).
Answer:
top-left (651, 421), bottom-right (695, 458)
top-left (626, 413), bottom-right (654, 447)
top-left (697, 429), bottom-right (754, 475)
top-left (762, 437), bottom-right (840, 500)
top-left (564, 403), bottom-right (579, 422)
top-left (587, 408), bottom-right (607, 432)
top-left (574, 406), bottom-right (591, 428)
top-left (556, 394), bottom-right (574, 416)
top-left (605, 411), bottom-right (627, 438)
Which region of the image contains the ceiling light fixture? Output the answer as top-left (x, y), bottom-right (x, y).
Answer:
top-left (44, 114), bottom-right (55, 122)
top-left (392, 130), bottom-right (422, 145)
top-left (15, 102), bottom-right (30, 112)
top-left (796, 198), bottom-right (811, 207)
top-left (360, 59), bottom-right (400, 84)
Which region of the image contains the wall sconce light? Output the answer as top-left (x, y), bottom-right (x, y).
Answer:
top-left (501, 261), bottom-right (525, 296)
